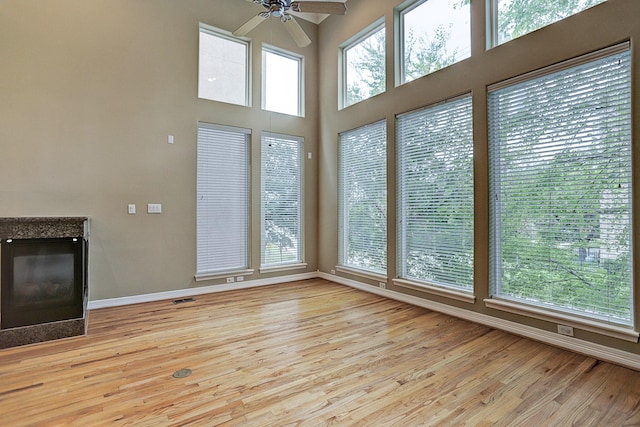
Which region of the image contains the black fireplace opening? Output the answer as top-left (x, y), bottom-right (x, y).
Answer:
top-left (1, 237), bottom-right (85, 329)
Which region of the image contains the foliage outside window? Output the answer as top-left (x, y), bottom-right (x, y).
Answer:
top-left (342, 22), bottom-right (386, 108)
top-left (399, 0), bottom-right (470, 84)
top-left (196, 123), bottom-right (250, 276)
top-left (339, 120), bottom-right (387, 274)
top-left (488, 44), bottom-right (632, 324)
top-left (397, 96), bottom-right (474, 290)
top-left (492, 0), bottom-right (606, 46)
top-left (262, 47), bottom-right (303, 116)
top-left (261, 133), bottom-right (303, 267)
top-left (198, 25), bottom-right (249, 106)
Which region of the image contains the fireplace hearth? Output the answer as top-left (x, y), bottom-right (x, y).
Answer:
top-left (0, 217), bottom-right (89, 349)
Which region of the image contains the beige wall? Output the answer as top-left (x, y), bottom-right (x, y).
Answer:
top-left (0, 0), bottom-right (319, 300)
top-left (317, 0), bottom-right (640, 353)
top-left (2, 0), bottom-right (639, 355)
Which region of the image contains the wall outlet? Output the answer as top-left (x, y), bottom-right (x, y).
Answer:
top-left (226, 277), bottom-right (235, 283)
top-left (557, 324), bottom-right (574, 336)
top-left (330, 269), bottom-right (336, 275)
top-left (236, 276), bottom-right (244, 282)
top-left (147, 203), bottom-right (162, 214)
top-left (379, 282), bottom-right (386, 289)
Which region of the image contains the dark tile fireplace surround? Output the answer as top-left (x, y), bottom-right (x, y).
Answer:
top-left (0, 217), bottom-right (89, 349)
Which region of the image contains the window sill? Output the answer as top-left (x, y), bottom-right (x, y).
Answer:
top-left (194, 269), bottom-right (255, 282)
top-left (336, 266), bottom-right (387, 283)
top-left (259, 263), bottom-right (308, 274)
top-left (484, 298), bottom-right (639, 343)
top-left (393, 278), bottom-right (476, 304)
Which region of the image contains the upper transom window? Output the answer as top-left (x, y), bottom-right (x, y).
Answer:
top-left (490, 0), bottom-right (606, 46)
top-left (198, 24), bottom-right (250, 106)
top-left (398, 0), bottom-right (471, 84)
top-left (262, 46), bottom-right (303, 117)
top-left (341, 20), bottom-right (386, 108)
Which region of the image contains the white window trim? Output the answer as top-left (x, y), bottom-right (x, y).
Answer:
top-left (195, 269), bottom-right (255, 282)
top-left (196, 122), bottom-right (252, 277)
top-left (338, 119), bottom-right (388, 276)
top-left (488, 42), bottom-right (633, 330)
top-left (396, 94), bottom-right (474, 292)
top-left (260, 131), bottom-right (305, 268)
top-left (393, 278), bottom-right (476, 304)
top-left (336, 265), bottom-right (388, 283)
top-left (199, 22), bottom-right (252, 107)
top-left (260, 263), bottom-right (308, 274)
top-left (261, 44), bottom-right (305, 117)
top-left (394, 0), bottom-right (471, 85)
top-left (339, 17), bottom-right (386, 110)
top-left (485, 298), bottom-right (639, 343)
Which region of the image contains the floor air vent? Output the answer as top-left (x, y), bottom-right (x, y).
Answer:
top-left (172, 298), bottom-right (195, 305)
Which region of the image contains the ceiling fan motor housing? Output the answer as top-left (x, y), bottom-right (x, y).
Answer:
top-left (261, 0), bottom-right (290, 18)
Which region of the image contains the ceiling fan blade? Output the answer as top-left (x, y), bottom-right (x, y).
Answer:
top-left (291, 1), bottom-right (347, 15)
top-left (283, 16), bottom-right (312, 47)
top-left (233, 14), bottom-right (266, 37)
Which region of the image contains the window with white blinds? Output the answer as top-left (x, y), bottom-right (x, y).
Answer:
top-left (196, 123), bottom-right (250, 276)
top-left (261, 132), bottom-right (303, 267)
top-left (488, 43), bottom-right (632, 325)
top-left (339, 120), bottom-right (387, 275)
top-left (397, 95), bottom-right (474, 291)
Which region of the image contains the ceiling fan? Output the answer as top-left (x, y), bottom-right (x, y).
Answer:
top-left (233, 0), bottom-right (347, 47)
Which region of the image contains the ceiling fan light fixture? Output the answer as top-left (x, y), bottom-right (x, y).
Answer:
top-left (235, 0), bottom-right (347, 47)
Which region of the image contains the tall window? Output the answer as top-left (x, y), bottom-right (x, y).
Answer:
top-left (198, 24), bottom-right (250, 106)
top-left (341, 21), bottom-right (386, 108)
top-left (196, 123), bottom-right (250, 277)
top-left (262, 46), bottom-right (303, 116)
top-left (339, 120), bottom-right (387, 275)
top-left (489, 44), bottom-right (632, 325)
top-left (261, 132), bottom-right (304, 268)
top-left (398, 0), bottom-right (470, 84)
top-left (397, 95), bottom-right (474, 291)
top-left (491, 0), bottom-right (606, 46)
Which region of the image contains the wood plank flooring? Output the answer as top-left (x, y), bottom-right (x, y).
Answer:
top-left (1, 278), bottom-right (639, 426)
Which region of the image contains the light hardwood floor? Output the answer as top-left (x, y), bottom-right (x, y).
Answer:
top-left (1, 278), bottom-right (639, 426)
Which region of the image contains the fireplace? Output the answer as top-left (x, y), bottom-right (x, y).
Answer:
top-left (2, 238), bottom-right (85, 329)
top-left (0, 217), bottom-right (89, 348)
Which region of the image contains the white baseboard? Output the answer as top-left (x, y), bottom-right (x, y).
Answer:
top-left (318, 272), bottom-right (640, 371)
top-left (87, 272), bottom-right (318, 310)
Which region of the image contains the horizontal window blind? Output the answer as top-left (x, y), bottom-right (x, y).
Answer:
top-left (397, 95), bottom-right (474, 291)
top-left (488, 45), bottom-right (632, 325)
top-left (261, 132), bottom-right (303, 267)
top-left (197, 123), bottom-right (250, 275)
top-left (339, 120), bottom-right (387, 274)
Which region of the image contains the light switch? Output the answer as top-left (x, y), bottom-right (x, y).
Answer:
top-left (168, 135), bottom-right (174, 144)
top-left (128, 204), bottom-right (136, 215)
top-left (147, 203), bottom-right (162, 214)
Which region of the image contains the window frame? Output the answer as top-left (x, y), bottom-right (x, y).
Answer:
top-left (487, 43), bottom-right (634, 332)
top-left (260, 131), bottom-right (306, 271)
top-left (395, 94), bottom-right (475, 300)
top-left (339, 18), bottom-right (386, 110)
top-left (198, 23), bottom-right (251, 107)
top-left (395, 0), bottom-right (471, 86)
top-left (487, 0), bottom-right (607, 47)
top-left (338, 119), bottom-right (388, 279)
top-left (262, 45), bottom-right (304, 117)
top-left (196, 122), bottom-right (253, 281)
